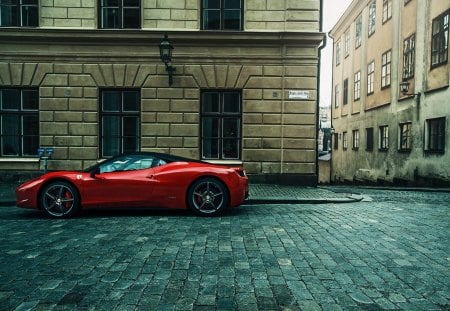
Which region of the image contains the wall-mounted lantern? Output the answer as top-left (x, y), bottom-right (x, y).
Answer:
top-left (159, 33), bottom-right (176, 86)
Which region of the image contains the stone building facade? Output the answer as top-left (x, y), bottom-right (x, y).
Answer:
top-left (0, 0), bottom-right (324, 184)
top-left (330, 0), bottom-right (450, 185)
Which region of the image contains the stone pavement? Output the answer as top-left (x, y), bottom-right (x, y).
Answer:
top-left (0, 181), bottom-right (362, 206)
top-left (0, 189), bottom-right (449, 310)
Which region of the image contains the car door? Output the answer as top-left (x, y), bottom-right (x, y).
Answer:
top-left (82, 155), bottom-right (157, 207)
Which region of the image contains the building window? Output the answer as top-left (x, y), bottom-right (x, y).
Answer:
top-left (403, 34), bottom-right (416, 79)
top-left (201, 91), bottom-right (241, 160)
top-left (344, 30), bottom-right (350, 57)
top-left (368, 1), bottom-right (376, 36)
top-left (379, 125), bottom-right (389, 150)
top-left (99, 0), bottom-right (140, 29)
top-left (343, 131), bottom-right (348, 150)
top-left (336, 41), bottom-right (341, 65)
top-left (352, 130), bottom-right (360, 150)
top-left (343, 78), bottom-right (349, 105)
top-left (354, 71), bottom-right (361, 101)
top-left (382, 0), bottom-right (392, 23)
top-left (399, 122), bottom-right (412, 151)
top-left (333, 133), bottom-right (339, 150)
top-left (0, 88), bottom-right (39, 156)
top-left (366, 127), bottom-right (374, 151)
top-left (100, 89), bottom-right (140, 158)
top-left (202, 0), bottom-right (242, 30)
top-left (431, 10), bottom-right (449, 68)
top-left (367, 61), bottom-right (375, 95)
top-left (355, 15), bottom-right (362, 48)
top-left (334, 84), bottom-right (340, 108)
top-left (0, 0), bottom-right (38, 27)
top-left (381, 50), bottom-right (391, 88)
top-left (426, 117), bottom-right (446, 152)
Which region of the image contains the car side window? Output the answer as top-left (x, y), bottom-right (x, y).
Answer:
top-left (98, 155), bottom-right (166, 173)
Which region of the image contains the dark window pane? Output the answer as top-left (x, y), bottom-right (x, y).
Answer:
top-left (223, 93), bottom-right (240, 112)
top-left (202, 138), bottom-right (219, 158)
top-left (102, 7), bottom-right (119, 28)
top-left (203, 10), bottom-right (220, 29)
top-left (224, 10), bottom-right (241, 29)
top-left (102, 0), bottom-right (119, 6)
top-left (203, 0), bottom-right (220, 9)
top-left (1, 89), bottom-right (19, 110)
top-left (102, 91), bottom-right (121, 111)
top-left (202, 93), bottom-right (220, 113)
top-left (22, 89), bottom-right (38, 110)
top-left (202, 117), bottom-right (220, 137)
top-left (22, 115), bottom-right (38, 135)
top-left (0, 5), bottom-right (16, 26)
top-left (22, 5), bottom-right (38, 26)
top-left (123, 137), bottom-right (138, 153)
top-left (123, 91), bottom-right (139, 111)
top-left (123, 8), bottom-right (140, 28)
top-left (223, 118), bottom-right (239, 138)
top-left (225, 0), bottom-right (241, 9)
top-left (223, 139), bottom-right (238, 159)
top-left (102, 116), bottom-right (120, 157)
top-left (2, 115), bottom-right (19, 156)
top-left (124, 0), bottom-right (139, 6)
top-left (23, 135), bottom-right (39, 156)
top-left (123, 116), bottom-right (139, 136)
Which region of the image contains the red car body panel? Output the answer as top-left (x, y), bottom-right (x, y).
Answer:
top-left (16, 155), bottom-right (249, 213)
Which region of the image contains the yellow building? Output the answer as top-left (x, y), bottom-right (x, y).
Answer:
top-left (330, 0), bottom-right (450, 185)
top-left (0, 0), bottom-right (325, 185)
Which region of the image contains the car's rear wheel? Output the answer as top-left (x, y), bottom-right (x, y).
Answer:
top-left (40, 181), bottom-right (80, 218)
top-left (188, 178), bottom-right (229, 216)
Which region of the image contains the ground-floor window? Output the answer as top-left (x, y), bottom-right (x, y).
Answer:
top-left (426, 117), bottom-right (445, 152)
top-left (201, 90), bottom-right (241, 160)
top-left (399, 122), bottom-right (412, 151)
top-left (0, 88), bottom-right (39, 156)
top-left (366, 127), bottom-right (374, 151)
top-left (342, 131), bottom-right (348, 150)
top-left (352, 129), bottom-right (360, 150)
top-left (100, 89), bottom-right (140, 158)
top-left (379, 125), bottom-right (389, 150)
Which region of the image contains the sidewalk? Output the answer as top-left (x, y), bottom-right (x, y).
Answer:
top-left (0, 181), bottom-right (362, 207)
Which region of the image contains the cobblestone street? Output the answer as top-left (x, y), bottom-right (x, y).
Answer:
top-left (0, 188), bottom-right (449, 310)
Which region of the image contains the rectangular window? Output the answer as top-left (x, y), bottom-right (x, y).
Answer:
top-left (367, 61), bottom-right (375, 95)
top-left (399, 122), bottom-right (412, 151)
top-left (368, 1), bottom-right (376, 36)
top-left (202, 0), bottom-right (242, 30)
top-left (201, 91), bottom-right (241, 160)
top-left (403, 34), bottom-right (416, 79)
top-left (343, 131), bottom-right (348, 150)
top-left (100, 89), bottom-right (140, 157)
top-left (366, 127), bottom-right (374, 151)
top-left (333, 133), bottom-right (338, 150)
top-left (382, 0), bottom-right (392, 23)
top-left (0, 88), bottom-right (39, 156)
top-left (426, 117), bottom-right (446, 152)
top-left (354, 71), bottom-right (361, 101)
top-left (355, 15), bottom-right (362, 48)
top-left (343, 78), bottom-right (349, 105)
top-left (381, 50), bottom-right (391, 88)
top-left (344, 30), bottom-right (350, 57)
top-left (99, 0), bottom-right (141, 29)
top-left (352, 130), bottom-right (360, 150)
top-left (334, 84), bottom-right (340, 108)
top-left (336, 41), bottom-right (341, 65)
top-left (379, 125), bottom-right (389, 150)
top-left (431, 10), bottom-right (449, 68)
top-left (0, 0), bottom-right (38, 27)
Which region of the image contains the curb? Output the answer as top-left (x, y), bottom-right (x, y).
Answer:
top-left (245, 194), bottom-right (363, 205)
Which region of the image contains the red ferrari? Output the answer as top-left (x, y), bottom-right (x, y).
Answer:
top-left (16, 152), bottom-right (249, 218)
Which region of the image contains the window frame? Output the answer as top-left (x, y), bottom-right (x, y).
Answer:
top-left (333, 133), bottom-right (339, 150)
top-left (354, 71), bottom-right (361, 101)
top-left (343, 131), bottom-right (348, 150)
top-left (403, 34), bottom-right (416, 80)
top-left (200, 90), bottom-right (242, 160)
top-left (368, 0), bottom-right (376, 37)
top-left (431, 9), bottom-right (449, 68)
top-left (99, 88), bottom-right (141, 158)
top-left (382, 0), bottom-right (392, 24)
top-left (379, 125), bottom-right (389, 151)
top-left (0, 88), bottom-right (39, 157)
top-left (98, 0), bottom-right (141, 29)
top-left (0, 0), bottom-right (39, 27)
top-left (343, 78), bottom-right (349, 105)
top-left (352, 129), bottom-right (360, 150)
top-left (367, 61), bottom-right (375, 95)
top-left (334, 84), bottom-right (340, 108)
top-left (381, 50), bottom-right (391, 89)
top-left (366, 127), bottom-right (374, 151)
top-left (344, 30), bottom-right (350, 57)
top-left (355, 15), bottom-right (362, 48)
top-left (336, 41), bottom-right (341, 66)
top-left (426, 117), bottom-right (446, 153)
top-left (201, 0), bottom-right (243, 31)
top-left (399, 122), bottom-right (412, 152)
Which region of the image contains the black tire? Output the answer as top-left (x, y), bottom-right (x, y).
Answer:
top-left (187, 178), bottom-right (229, 216)
top-left (40, 181), bottom-right (80, 218)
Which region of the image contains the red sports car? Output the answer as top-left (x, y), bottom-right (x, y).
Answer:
top-left (16, 152), bottom-right (249, 218)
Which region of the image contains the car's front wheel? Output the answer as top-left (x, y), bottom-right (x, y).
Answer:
top-left (40, 181), bottom-right (80, 218)
top-left (187, 178), bottom-right (229, 216)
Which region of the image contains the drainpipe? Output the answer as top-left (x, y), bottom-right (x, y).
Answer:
top-left (316, 0), bottom-right (326, 185)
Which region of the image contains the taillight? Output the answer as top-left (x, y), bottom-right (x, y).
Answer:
top-left (236, 168), bottom-right (247, 177)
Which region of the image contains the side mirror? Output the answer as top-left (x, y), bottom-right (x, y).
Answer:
top-left (90, 168), bottom-right (100, 178)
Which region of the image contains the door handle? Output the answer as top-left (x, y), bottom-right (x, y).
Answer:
top-left (146, 175), bottom-right (154, 179)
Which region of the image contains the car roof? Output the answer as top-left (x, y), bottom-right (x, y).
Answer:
top-left (120, 152), bottom-right (204, 164)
